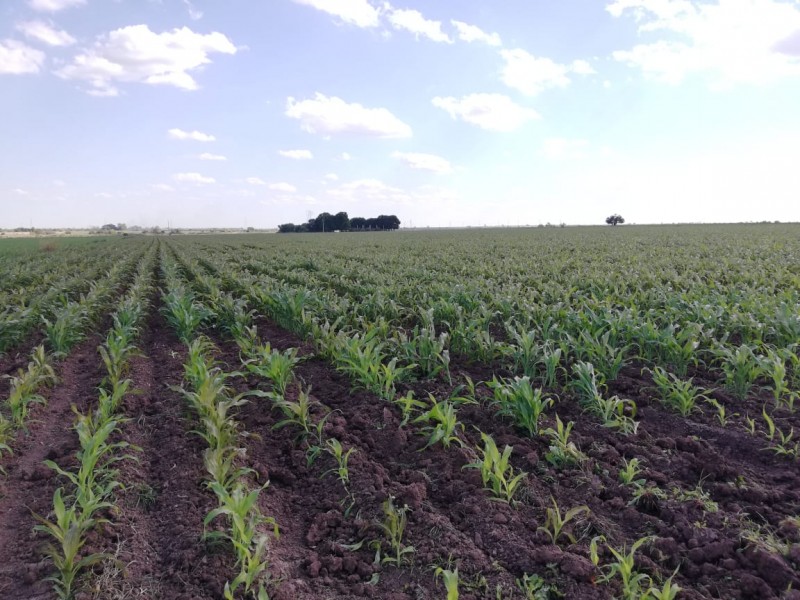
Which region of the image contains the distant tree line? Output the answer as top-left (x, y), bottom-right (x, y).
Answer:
top-left (278, 212), bottom-right (400, 233)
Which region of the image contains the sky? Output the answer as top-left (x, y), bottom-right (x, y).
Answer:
top-left (1, 0), bottom-right (800, 229)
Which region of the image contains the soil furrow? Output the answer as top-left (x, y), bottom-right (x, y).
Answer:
top-left (95, 311), bottom-right (227, 600)
top-left (0, 335), bottom-right (105, 599)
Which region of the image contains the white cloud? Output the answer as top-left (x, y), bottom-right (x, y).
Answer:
top-left (269, 182), bottom-right (297, 192)
top-left (500, 49), bottom-right (593, 95)
top-left (16, 20), bottom-right (76, 47)
top-left (388, 9), bottom-right (452, 43)
top-left (0, 39), bottom-right (46, 74)
top-left (432, 93), bottom-right (540, 132)
top-left (451, 20), bottom-right (502, 46)
top-left (292, 0), bottom-right (380, 28)
top-left (340, 152), bottom-right (352, 160)
top-left (571, 59), bottom-right (596, 75)
top-left (198, 152), bottom-right (227, 160)
top-left (392, 151), bottom-right (453, 173)
top-left (286, 93), bottom-right (412, 138)
top-left (608, 0), bottom-right (800, 86)
top-left (245, 177), bottom-right (267, 185)
top-left (279, 149), bottom-right (313, 159)
top-left (173, 172), bottom-right (215, 184)
top-left (55, 25), bottom-right (236, 96)
top-left (327, 178), bottom-right (459, 207)
top-left (28, 0), bottom-right (85, 12)
top-left (183, 0), bottom-right (203, 20)
top-left (152, 183), bottom-right (175, 192)
top-left (541, 138), bottom-right (590, 160)
top-left (168, 128), bottom-right (216, 142)
top-left (13, 188), bottom-right (29, 195)
top-left (324, 173), bottom-right (339, 181)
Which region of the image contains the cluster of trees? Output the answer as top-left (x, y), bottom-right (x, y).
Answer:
top-left (605, 214), bottom-right (625, 226)
top-left (278, 212), bottom-right (400, 233)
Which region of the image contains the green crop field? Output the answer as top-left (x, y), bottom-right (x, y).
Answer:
top-left (0, 224), bottom-right (798, 599)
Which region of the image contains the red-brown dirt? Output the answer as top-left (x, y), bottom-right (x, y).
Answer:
top-left (1, 313), bottom-right (798, 599)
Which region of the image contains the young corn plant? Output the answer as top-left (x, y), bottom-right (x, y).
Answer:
top-left (487, 376), bottom-right (554, 436)
top-left (543, 415), bottom-right (586, 468)
top-left (516, 573), bottom-right (556, 600)
top-left (433, 565), bottom-right (460, 600)
top-left (205, 481), bottom-right (279, 600)
top-left (162, 288), bottom-right (210, 344)
top-left (761, 349), bottom-right (796, 410)
top-left (5, 345), bottom-right (57, 429)
top-left (43, 301), bottom-right (88, 357)
top-left (413, 395), bottom-right (465, 450)
top-left (464, 432), bottom-right (527, 504)
top-left (537, 342), bottom-right (564, 389)
top-left (98, 334), bottom-right (137, 390)
top-left (371, 496), bottom-right (414, 567)
top-left (537, 497), bottom-right (590, 546)
top-left (619, 457), bottom-right (646, 487)
top-left (647, 366), bottom-right (708, 417)
top-left (712, 343), bottom-right (764, 400)
top-left (246, 343), bottom-right (300, 398)
top-left (590, 535), bottom-right (656, 600)
top-left (393, 390), bottom-right (426, 427)
top-left (508, 328), bottom-right (540, 377)
top-left (761, 408), bottom-right (799, 458)
top-left (575, 330), bottom-right (630, 382)
top-left (34, 488), bottom-right (108, 600)
top-left (397, 311), bottom-right (451, 382)
top-left (322, 438), bottom-right (356, 514)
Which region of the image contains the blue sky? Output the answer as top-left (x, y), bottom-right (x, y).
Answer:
top-left (2, 0), bottom-right (800, 228)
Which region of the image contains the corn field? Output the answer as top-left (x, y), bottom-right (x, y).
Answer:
top-left (0, 225), bottom-right (798, 600)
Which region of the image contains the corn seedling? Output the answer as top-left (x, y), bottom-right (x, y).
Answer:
top-left (34, 488), bottom-right (109, 600)
top-left (322, 438), bottom-right (356, 514)
top-left (648, 366), bottom-right (708, 417)
top-left (433, 565), bottom-right (460, 600)
top-left (162, 288), bottom-right (210, 343)
top-left (590, 535), bottom-right (655, 600)
top-left (537, 497), bottom-right (589, 545)
top-left (713, 343), bottom-right (763, 400)
top-left (516, 573), bottom-right (555, 600)
top-left (464, 432), bottom-right (527, 503)
top-left (371, 496), bottom-right (414, 567)
top-left (543, 415), bottom-right (585, 468)
top-left (43, 301), bottom-right (88, 357)
top-left (413, 395), bottom-right (464, 450)
top-left (394, 390), bottom-right (426, 427)
top-left (271, 386), bottom-right (318, 440)
top-left (246, 343), bottom-right (300, 398)
top-left (704, 397), bottom-right (732, 427)
top-left (619, 457), bottom-right (645, 487)
top-left (761, 408), bottom-right (798, 458)
top-left (487, 376), bottom-right (554, 436)
top-left (646, 576), bottom-right (681, 600)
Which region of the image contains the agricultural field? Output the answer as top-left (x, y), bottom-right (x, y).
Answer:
top-left (0, 225), bottom-right (799, 600)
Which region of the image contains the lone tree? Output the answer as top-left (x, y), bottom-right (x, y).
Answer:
top-left (605, 214), bottom-right (625, 226)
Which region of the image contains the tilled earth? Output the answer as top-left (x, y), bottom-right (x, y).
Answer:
top-left (0, 315), bottom-right (798, 599)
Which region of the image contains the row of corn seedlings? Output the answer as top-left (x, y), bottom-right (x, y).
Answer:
top-left (177, 234), bottom-right (799, 417)
top-left (161, 250), bottom-right (280, 600)
top-left (0, 238), bottom-right (151, 355)
top-left (1, 244), bottom-right (155, 466)
top-left (168, 250), bottom-right (360, 516)
top-left (34, 246), bottom-right (156, 599)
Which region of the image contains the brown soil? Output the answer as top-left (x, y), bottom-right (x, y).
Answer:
top-left (0, 334), bottom-right (105, 598)
top-left (89, 310), bottom-right (231, 600)
top-left (1, 313), bottom-right (798, 599)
